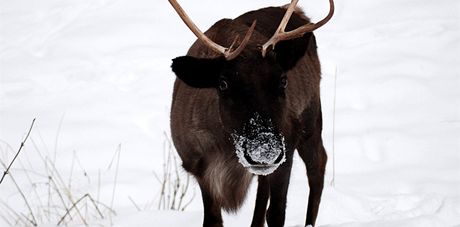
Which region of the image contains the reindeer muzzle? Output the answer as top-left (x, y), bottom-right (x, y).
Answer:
top-left (232, 115), bottom-right (286, 175)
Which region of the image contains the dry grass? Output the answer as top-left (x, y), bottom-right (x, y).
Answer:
top-left (153, 133), bottom-right (195, 211)
top-left (0, 121), bottom-right (195, 227)
top-left (0, 119), bottom-right (116, 226)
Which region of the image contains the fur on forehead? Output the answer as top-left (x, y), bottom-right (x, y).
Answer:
top-left (187, 19), bottom-right (268, 59)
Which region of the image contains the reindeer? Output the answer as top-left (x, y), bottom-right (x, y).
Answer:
top-left (168, 0), bottom-right (334, 226)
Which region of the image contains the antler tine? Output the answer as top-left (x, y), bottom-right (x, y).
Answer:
top-left (168, 0), bottom-right (226, 55)
top-left (261, 0), bottom-right (300, 57)
top-left (261, 0), bottom-right (335, 57)
top-left (226, 20), bottom-right (257, 60)
top-left (169, 0), bottom-right (256, 60)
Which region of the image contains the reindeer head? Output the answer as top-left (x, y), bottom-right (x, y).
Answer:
top-left (169, 0), bottom-right (334, 175)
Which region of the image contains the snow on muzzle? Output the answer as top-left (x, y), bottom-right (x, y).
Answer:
top-left (232, 115), bottom-right (286, 176)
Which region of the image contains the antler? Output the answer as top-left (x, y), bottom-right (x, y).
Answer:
top-left (261, 0), bottom-right (335, 57)
top-left (169, 0), bottom-right (257, 60)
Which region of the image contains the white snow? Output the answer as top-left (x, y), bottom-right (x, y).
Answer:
top-left (1, 0), bottom-right (459, 227)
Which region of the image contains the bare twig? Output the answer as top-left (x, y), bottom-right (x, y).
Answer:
top-left (1, 119), bottom-right (113, 226)
top-left (330, 67), bottom-right (338, 187)
top-left (53, 113), bottom-right (65, 164)
top-left (74, 150), bottom-right (89, 182)
top-left (157, 139), bottom-right (168, 210)
top-left (177, 173), bottom-right (190, 210)
top-left (0, 160), bottom-right (38, 226)
top-left (0, 201), bottom-right (28, 226)
top-left (170, 154), bottom-right (180, 209)
top-left (110, 144), bottom-right (122, 210)
top-left (92, 200), bottom-right (116, 216)
top-left (45, 157), bottom-right (88, 226)
top-left (107, 144), bottom-right (121, 225)
top-left (155, 133), bottom-right (194, 211)
top-left (69, 151), bottom-right (76, 190)
top-left (49, 176), bottom-right (74, 222)
top-left (0, 118), bottom-right (36, 184)
top-left (87, 194), bottom-right (104, 220)
top-left (57, 194), bottom-right (90, 225)
top-left (47, 174), bottom-right (53, 221)
top-left (0, 139), bottom-right (15, 155)
top-left (18, 159), bottom-right (45, 221)
top-left (180, 187), bottom-right (196, 211)
top-left (97, 169), bottom-right (101, 203)
top-left (20, 212), bottom-right (37, 227)
top-left (128, 197), bottom-right (141, 212)
top-left (0, 213), bottom-right (13, 227)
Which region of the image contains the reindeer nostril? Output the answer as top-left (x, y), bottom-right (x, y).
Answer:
top-left (273, 150), bottom-right (285, 164)
top-left (244, 152), bottom-right (259, 165)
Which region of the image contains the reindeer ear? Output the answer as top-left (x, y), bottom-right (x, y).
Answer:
top-left (171, 56), bottom-right (225, 88)
top-left (274, 33), bottom-right (316, 71)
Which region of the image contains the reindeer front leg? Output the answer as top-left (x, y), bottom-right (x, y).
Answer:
top-left (301, 143), bottom-right (326, 227)
top-left (251, 176), bottom-right (270, 227)
top-left (198, 181), bottom-right (223, 227)
top-left (266, 151), bottom-right (294, 227)
top-left (297, 112), bottom-right (327, 227)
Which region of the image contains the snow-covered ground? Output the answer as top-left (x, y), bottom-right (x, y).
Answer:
top-left (1, 0), bottom-right (459, 226)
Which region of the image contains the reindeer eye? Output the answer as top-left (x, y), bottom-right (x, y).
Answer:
top-left (219, 78), bottom-right (228, 91)
top-left (280, 75), bottom-right (288, 89)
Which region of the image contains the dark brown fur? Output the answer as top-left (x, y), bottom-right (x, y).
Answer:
top-left (170, 6), bottom-right (327, 227)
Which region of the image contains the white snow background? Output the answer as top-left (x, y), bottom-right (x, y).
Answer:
top-left (1, 0), bottom-right (459, 226)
